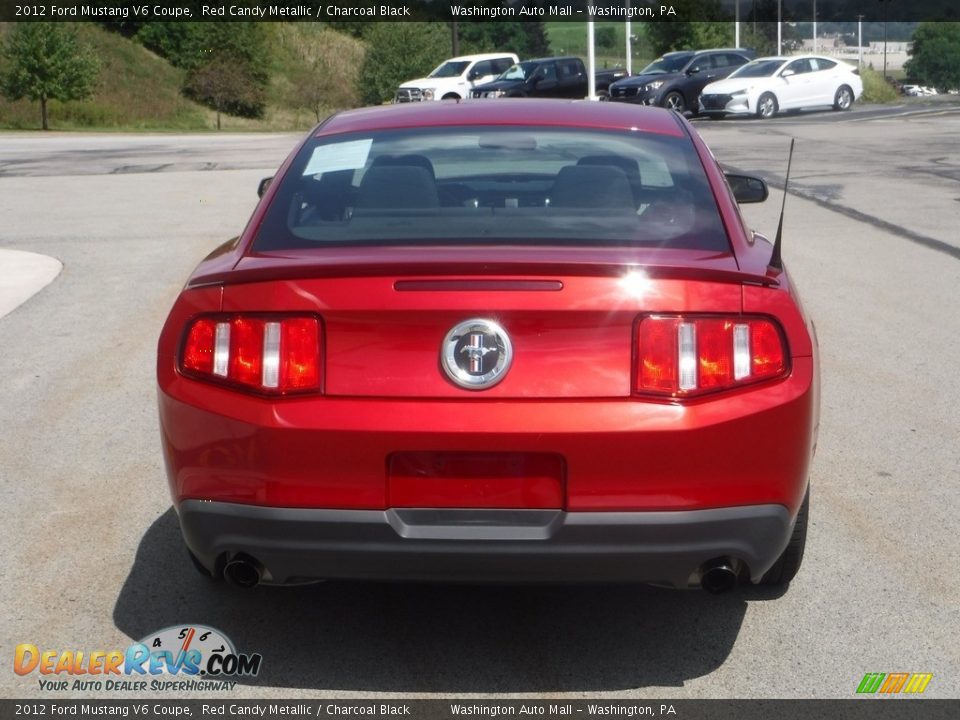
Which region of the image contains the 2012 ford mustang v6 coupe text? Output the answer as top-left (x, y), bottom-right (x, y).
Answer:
top-left (158, 100), bottom-right (818, 593)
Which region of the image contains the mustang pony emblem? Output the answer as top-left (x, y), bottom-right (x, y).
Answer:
top-left (441, 319), bottom-right (513, 389)
top-left (460, 334), bottom-right (497, 373)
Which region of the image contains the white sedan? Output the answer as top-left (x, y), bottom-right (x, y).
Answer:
top-left (699, 55), bottom-right (863, 119)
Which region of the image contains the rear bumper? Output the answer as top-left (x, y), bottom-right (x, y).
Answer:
top-left (179, 500), bottom-right (794, 587)
top-left (159, 359), bottom-right (815, 513)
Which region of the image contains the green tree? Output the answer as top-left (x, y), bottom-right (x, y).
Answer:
top-left (184, 55), bottom-right (264, 129)
top-left (358, 23), bottom-right (447, 105)
top-left (595, 26), bottom-right (617, 52)
top-left (456, 22), bottom-right (551, 58)
top-left (135, 21), bottom-right (201, 66)
top-left (644, 5), bottom-right (729, 56)
top-left (904, 22), bottom-right (960, 91)
top-left (284, 28), bottom-right (364, 121)
top-left (141, 23), bottom-right (269, 119)
top-left (0, 23), bottom-right (99, 130)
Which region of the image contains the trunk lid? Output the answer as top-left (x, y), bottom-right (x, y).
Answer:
top-left (221, 247), bottom-right (751, 399)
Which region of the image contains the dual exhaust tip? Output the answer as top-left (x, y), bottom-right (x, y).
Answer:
top-left (223, 555), bottom-right (263, 588)
top-left (700, 558), bottom-right (739, 594)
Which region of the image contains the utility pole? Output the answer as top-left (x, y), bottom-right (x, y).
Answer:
top-left (587, 20), bottom-right (597, 100)
top-left (625, 1), bottom-right (632, 75)
top-left (778, 0), bottom-right (782, 55)
top-left (881, 0), bottom-right (891, 79)
top-left (735, 1), bottom-right (740, 50)
top-left (857, 15), bottom-right (864, 69)
top-left (813, 0), bottom-right (817, 54)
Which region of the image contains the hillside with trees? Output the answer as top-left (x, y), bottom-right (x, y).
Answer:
top-left (0, 20), bottom-right (552, 131)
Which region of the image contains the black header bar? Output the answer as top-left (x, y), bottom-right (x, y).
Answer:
top-left (1, 700), bottom-right (958, 720)
top-left (1, 1), bottom-right (957, 23)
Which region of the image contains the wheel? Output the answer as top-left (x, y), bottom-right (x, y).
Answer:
top-left (441, 93), bottom-right (461, 101)
top-left (662, 91), bottom-right (686, 113)
top-left (756, 93), bottom-right (778, 119)
top-left (833, 85), bottom-right (854, 111)
top-left (596, 90), bottom-right (610, 101)
top-left (758, 488), bottom-right (809, 586)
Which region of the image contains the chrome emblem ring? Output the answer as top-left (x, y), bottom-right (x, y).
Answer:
top-left (441, 319), bottom-right (513, 390)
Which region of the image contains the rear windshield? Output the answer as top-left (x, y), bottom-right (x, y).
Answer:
top-left (253, 126), bottom-right (730, 252)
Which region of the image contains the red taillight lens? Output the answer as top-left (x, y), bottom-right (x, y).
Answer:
top-left (750, 320), bottom-right (787, 380)
top-left (182, 318), bottom-right (216, 375)
top-left (229, 317), bottom-right (265, 388)
top-left (180, 315), bottom-right (321, 395)
top-left (638, 316), bottom-right (679, 392)
top-left (636, 315), bottom-right (787, 397)
top-left (280, 318), bottom-right (320, 390)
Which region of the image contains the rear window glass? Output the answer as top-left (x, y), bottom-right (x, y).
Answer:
top-left (253, 126), bottom-right (730, 252)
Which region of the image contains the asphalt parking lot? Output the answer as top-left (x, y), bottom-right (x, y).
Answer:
top-left (1, 100), bottom-right (958, 700)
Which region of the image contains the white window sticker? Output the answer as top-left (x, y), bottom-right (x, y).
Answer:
top-left (302, 139), bottom-right (373, 176)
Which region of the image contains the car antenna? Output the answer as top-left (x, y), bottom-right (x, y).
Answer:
top-left (768, 138), bottom-right (795, 272)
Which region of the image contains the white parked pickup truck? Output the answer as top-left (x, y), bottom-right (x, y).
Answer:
top-left (394, 53), bottom-right (519, 103)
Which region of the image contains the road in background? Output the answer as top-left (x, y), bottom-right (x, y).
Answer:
top-left (1, 106), bottom-right (957, 699)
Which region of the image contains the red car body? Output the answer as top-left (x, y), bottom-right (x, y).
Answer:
top-left (158, 101), bottom-right (818, 591)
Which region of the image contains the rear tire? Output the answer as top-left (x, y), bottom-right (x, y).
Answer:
top-left (756, 93), bottom-right (778, 119)
top-left (758, 488), bottom-right (809, 586)
top-left (833, 85), bottom-right (854, 111)
top-left (663, 91), bottom-right (686, 113)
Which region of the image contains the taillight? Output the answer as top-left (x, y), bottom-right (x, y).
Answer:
top-left (636, 316), bottom-right (787, 397)
top-left (179, 315), bottom-right (321, 395)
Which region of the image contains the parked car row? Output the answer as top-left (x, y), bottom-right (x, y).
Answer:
top-left (394, 50), bottom-right (864, 120)
top-left (394, 53), bottom-right (628, 103)
top-left (469, 57), bottom-right (627, 99)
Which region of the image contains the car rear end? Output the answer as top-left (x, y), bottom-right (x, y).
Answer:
top-left (157, 102), bottom-right (817, 590)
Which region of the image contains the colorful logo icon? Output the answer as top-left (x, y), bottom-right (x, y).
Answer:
top-left (856, 673), bottom-right (933, 694)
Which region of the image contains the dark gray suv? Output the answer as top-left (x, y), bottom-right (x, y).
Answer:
top-left (608, 48), bottom-right (755, 114)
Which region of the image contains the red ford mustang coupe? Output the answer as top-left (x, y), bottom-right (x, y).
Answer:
top-left (157, 100), bottom-right (818, 593)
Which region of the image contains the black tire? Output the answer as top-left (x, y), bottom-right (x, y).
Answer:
top-left (833, 85), bottom-right (854, 111)
top-left (756, 92), bottom-right (778, 119)
top-left (596, 90), bottom-right (610, 101)
top-left (441, 93), bottom-right (461, 101)
top-left (758, 488), bottom-right (809, 586)
top-left (663, 91), bottom-right (686, 113)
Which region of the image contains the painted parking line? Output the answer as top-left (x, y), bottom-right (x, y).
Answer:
top-left (836, 106), bottom-right (960, 122)
top-left (0, 249), bottom-right (63, 320)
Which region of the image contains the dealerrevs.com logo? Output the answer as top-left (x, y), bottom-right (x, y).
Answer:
top-left (15, 625), bottom-right (262, 693)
